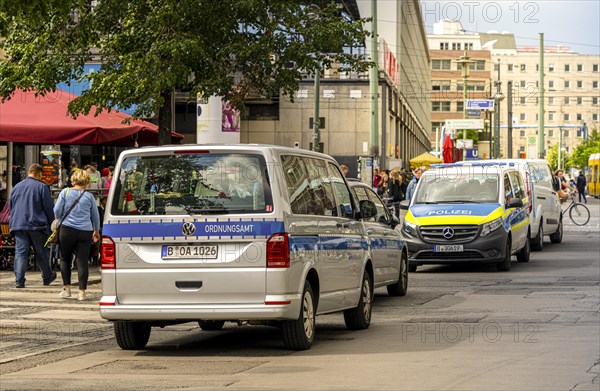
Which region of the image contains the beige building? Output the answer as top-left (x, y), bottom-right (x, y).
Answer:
top-left (493, 49), bottom-right (600, 158)
top-left (239, 0), bottom-right (432, 173)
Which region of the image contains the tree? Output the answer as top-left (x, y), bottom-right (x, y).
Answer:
top-left (567, 129), bottom-right (600, 170)
top-left (0, 0), bottom-right (371, 144)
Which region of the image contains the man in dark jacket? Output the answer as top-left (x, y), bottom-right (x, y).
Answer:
top-left (576, 173), bottom-right (587, 204)
top-left (9, 164), bottom-right (57, 288)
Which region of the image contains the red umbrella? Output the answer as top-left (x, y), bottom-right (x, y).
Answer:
top-left (0, 89), bottom-right (183, 146)
top-left (442, 134), bottom-right (454, 163)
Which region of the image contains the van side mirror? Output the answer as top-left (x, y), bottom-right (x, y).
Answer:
top-left (506, 198), bottom-right (524, 208)
top-left (399, 200), bottom-right (410, 210)
top-left (359, 200), bottom-right (377, 219)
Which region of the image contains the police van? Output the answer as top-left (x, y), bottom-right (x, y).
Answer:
top-left (100, 145), bottom-right (392, 351)
top-left (399, 162), bottom-right (530, 272)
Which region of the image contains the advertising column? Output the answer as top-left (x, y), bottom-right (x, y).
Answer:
top-left (196, 95), bottom-right (241, 144)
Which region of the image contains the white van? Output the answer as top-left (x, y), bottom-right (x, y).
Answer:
top-left (467, 159), bottom-right (563, 250)
top-left (100, 145), bottom-right (399, 351)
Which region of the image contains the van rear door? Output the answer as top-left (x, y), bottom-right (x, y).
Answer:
top-left (104, 151), bottom-right (277, 306)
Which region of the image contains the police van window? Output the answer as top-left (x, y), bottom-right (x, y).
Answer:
top-left (351, 186), bottom-right (372, 221)
top-left (365, 187), bottom-right (390, 224)
top-left (327, 162), bottom-right (354, 218)
top-left (509, 171), bottom-right (525, 198)
top-left (414, 173), bottom-right (499, 204)
top-left (504, 174), bottom-right (514, 201)
top-left (304, 157), bottom-right (336, 216)
top-left (282, 155), bottom-right (310, 215)
top-left (111, 153), bottom-right (272, 215)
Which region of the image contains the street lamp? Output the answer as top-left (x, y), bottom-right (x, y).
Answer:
top-left (456, 51), bottom-right (475, 161)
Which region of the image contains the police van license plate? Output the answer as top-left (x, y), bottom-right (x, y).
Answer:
top-left (434, 244), bottom-right (463, 252)
top-left (162, 245), bottom-right (218, 259)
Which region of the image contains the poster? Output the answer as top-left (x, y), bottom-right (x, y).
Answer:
top-left (221, 100), bottom-right (240, 132)
top-left (40, 145), bottom-right (61, 187)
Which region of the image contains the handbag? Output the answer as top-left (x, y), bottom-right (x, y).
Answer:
top-left (46, 189), bottom-right (86, 246)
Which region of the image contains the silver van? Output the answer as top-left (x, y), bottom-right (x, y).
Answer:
top-left (100, 145), bottom-right (383, 350)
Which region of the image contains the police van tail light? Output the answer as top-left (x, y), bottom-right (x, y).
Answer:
top-left (101, 236), bottom-right (116, 270)
top-left (267, 233), bottom-right (290, 268)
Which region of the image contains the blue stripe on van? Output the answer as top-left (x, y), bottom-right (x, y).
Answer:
top-left (103, 221), bottom-right (286, 239)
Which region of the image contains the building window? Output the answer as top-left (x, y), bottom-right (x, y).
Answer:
top-left (593, 97), bottom-right (598, 105)
top-left (564, 130), bottom-right (570, 138)
top-left (577, 80), bottom-right (583, 88)
top-left (469, 60), bottom-right (485, 71)
top-left (432, 80), bottom-right (451, 91)
top-left (456, 101), bottom-right (464, 112)
top-left (536, 114), bottom-right (539, 121)
top-left (432, 101), bottom-right (451, 112)
top-left (439, 42), bottom-right (449, 50)
top-left (536, 64), bottom-right (539, 71)
top-left (577, 64), bottom-right (583, 71)
top-left (520, 64), bottom-right (526, 71)
top-left (520, 80), bottom-right (526, 88)
top-left (577, 97), bottom-right (582, 105)
top-left (564, 114), bottom-right (570, 121)
top-left (508, 64), bottom-right (514, 72)
top-left (564, 64), bottom-right (570, 72)
top-left (549, 113), bottom-right (555, 121)
top-left (520, 113), bottom-right (526, 121)
top-left (494, 63), bottom-right (499, 72)
top-left (593, 113), bottom-right (599, 121)
top-left (549, 130), bottom-right (554, 137)
top-left (549, 64), bottom-right (555, 72)
top-left (520, 130), bottom-right (526, 137)
top-left (593, 64), bottom-right (599, 72)
top-left (593, 81), bottom-right (599, 89)
top-left (432, 59), bottom-right (451, 70)
top-left (577, 113), bottom-right (582, 121)
top-left (452, 42), bottom-right (461, 50)
top-left (549, 80), bottom-right (555, 88)
top-left (520, 97), bottom-right (526, 104)
top-left (564, 97), bottom-right (570, 104)
top-left (564, 80), bottom-right (570, 88)
top-left (548, 97), bottom-right (554, 104)
top-left (464, 43), bottom-right (473, 50)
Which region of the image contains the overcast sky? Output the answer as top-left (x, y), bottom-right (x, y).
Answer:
top-left (420, 0), bottom-right (600, 54)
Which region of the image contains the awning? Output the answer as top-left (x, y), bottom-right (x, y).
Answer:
top-left (410, 151), bottom-right (443, 168)
top-left (0, 89), bottom-right (183, 146)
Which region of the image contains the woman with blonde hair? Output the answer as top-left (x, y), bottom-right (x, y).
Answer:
top-left (54, 169), bottom-right (101, 301)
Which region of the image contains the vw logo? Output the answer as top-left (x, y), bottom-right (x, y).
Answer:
top-left (181, 222), bottom-right (196, 236)
top-left (442, 227), bottom-right (454, 239)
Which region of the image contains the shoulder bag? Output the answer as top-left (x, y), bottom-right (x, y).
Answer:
top-left (46, 189), bottom-right (86, 246)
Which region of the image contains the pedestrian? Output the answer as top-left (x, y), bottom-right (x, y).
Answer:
top-left (405, 167), bottom-right (425, 201)
top-left (377, 171), bottom-right (389, 198)
top-left (102, 166), bottom-right (114, 196)
top-left (54, 169), bottom-right (101, 301)
top-left (8, 164), bottom-right (57, 288)
top-left (340, 164), bottom-right (349, 177)
top-left (87, 162), bottom-right (102, 190)
top-left (387, 170), bottom-right (406, 218)
top-left (373, 168), bottom-right (381, 190)
top-left (66, 161), bottom-right (79, 188)
top-left (576, 173), bottom-right (587, 204)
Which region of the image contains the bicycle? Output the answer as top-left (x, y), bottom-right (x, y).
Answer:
top-left (561, 192), bottom-right (590, 226)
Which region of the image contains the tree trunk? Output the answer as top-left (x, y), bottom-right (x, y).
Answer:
top-left (157, 90), bottom-right (173, 146)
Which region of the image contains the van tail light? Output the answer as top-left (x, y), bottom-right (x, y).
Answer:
top-left (101, 236), bottom-right (116, 270)
top-left (267, 233), bottom-right (290, 268)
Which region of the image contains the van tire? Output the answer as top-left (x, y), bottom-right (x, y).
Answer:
top-left (517, 231), bottom-right (531, 262)
top-left (497, 239), bottom-right (512, 271)
top-left (282, 281), bottom-right (315, 350)
top-left (387, 250), bottom-right (408, 296)
top-left (114, 321), bottom-right (151, 350)
top-left (344, 272), bottom-right (373, 330)
top-left (550, 218), bottom-right (563, 243)
top-left (198, 320), bottom-right (225, 331)
top-left (530, 224), bottom-right (543, 251)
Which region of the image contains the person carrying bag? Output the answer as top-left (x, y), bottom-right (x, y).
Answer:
top-left (46, 188), bottom-right (85, 246)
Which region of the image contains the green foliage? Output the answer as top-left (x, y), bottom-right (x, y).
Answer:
top-left (0, 0), bottom-right (371, 144)
top-left (566, 129), bottom-right (600, 170)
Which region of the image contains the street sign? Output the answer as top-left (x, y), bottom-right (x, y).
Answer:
top-left (466, 148), bottom-right (479, 160)
top-left (466, 109), bottom-right (481, 118)
top-left (456, 139), bottom-right (474, 149)
top-left (445, 119), bottom-right (484, 129)
top-left (466, 100), bottom-right (494, 109)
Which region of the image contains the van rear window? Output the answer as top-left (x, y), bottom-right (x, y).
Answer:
top-left (111, 153), bottom-right (273, 215)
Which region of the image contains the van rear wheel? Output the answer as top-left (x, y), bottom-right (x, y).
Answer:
top-left (344, 272), bottom-right (373, 330)
top-left (114, 321), bottom-right (151, 350)
top-left (282, 281), bottom-right (315, 350)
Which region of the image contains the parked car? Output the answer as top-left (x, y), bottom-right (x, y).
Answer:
top-left (347, 179), bottom-right (408, 296)
top-left (100, 145), bottom-right (379, 351)
top-left (400, 162), bottom-right (530, 272)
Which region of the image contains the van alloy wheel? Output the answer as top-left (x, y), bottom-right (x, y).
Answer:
top-left (282, 281), bottom-right (315, 350)
top-left (344, 272), bottom-right (373, 330)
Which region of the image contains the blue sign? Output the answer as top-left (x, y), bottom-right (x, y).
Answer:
top-left (466, 100), bottom-right (494, 110)
top-left (466, 148), bottom-right (479, 160)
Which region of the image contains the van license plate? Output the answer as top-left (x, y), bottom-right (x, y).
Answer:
top-left (162, 245), bottom-right (218, 259)
top-left (434, 245), bottom-right (463, 252)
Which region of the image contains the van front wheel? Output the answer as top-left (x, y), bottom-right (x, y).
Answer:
top-left (497, 239), bottom-right (512, 271)
top-left (114, 321), bottom-right (151, 350)
top-left (281, 281), bottom-right (315, 350)
top-left (530, 224), bottom-right (543, 251)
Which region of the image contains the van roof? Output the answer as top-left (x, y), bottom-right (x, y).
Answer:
top-left (119, 144), bottom-right (336, 160)
top-left (427, 163), bottom-right (518, 175)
